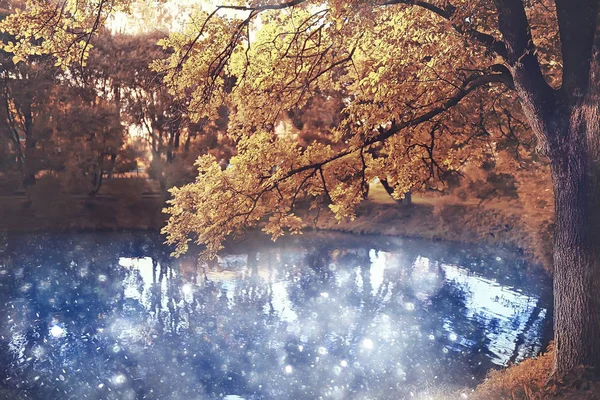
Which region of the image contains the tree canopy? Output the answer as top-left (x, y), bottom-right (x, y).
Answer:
top-left (149, 0), bottom-right (542, 257)
top-left (0, 1), bottom-right (552, 256)
top-left (0, 2), bottom-right (232, 194)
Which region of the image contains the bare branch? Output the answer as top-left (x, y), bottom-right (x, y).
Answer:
top-left (79, 0), bottom-right (107, 80)
top-left (318, 167), bottom-right (331, 203)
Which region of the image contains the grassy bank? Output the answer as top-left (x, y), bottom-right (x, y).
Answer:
top-left (2, 188), bottom-right (549, 267)
top-left (1, 181), bottom-right (552, 269)
top-left (314, 184), bottom-right (553, 273)
top-left (0, 178), bottom-right (166, 232)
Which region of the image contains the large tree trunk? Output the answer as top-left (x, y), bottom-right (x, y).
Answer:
top-left (494, 0), bottom-right (600, 377)
top-left (549, 103), bottom-right (600, 375)
top-left (549, 1), bottom-right (600, 374)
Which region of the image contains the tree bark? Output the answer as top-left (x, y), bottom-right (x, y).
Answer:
top-left (550, 138), bottom-right (600, 375)
top-left (548, 101), bottom-right (600, 375)
top-left (548, 1), bottom-right (600, 376)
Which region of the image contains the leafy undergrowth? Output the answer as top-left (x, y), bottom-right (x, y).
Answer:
top-left (471, 345), bottom-right (600, 399)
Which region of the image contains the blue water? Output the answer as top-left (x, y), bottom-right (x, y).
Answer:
top-left (0, 232), bottom-right (551, 399)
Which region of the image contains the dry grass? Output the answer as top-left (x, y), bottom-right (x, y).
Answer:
top-left (471, 345), bottom-right (600, 400)
top-left (473, 346), bottom-right (554, 399)
top-left (314, 197), bottom-right (529, 259)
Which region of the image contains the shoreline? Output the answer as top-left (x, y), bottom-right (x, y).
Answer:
top-left (1, 196), bottom-right (545, 269)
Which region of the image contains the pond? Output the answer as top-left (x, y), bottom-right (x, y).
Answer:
top-left (0, 232), bottom-right (552, 399)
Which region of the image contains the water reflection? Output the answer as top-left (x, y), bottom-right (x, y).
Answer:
top-left (0, 233), bottom-right (551, 399)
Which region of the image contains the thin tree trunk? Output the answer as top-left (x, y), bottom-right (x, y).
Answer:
top-left (2, 84), bottom-right (26, 186)
top-left (22, 105), bottom-right (35, 187)
top-left (380, 178), bottom-right (395, 200)
top-left (402, 190), bottom-right (412, 206)
top-left (150, 150), bottom-right (169, 201)
top-left (89, 163), bottom-right (103, 195)
top-left (166, 130), bottom-right (175, 163)
top-left (107, 153), bottom-right (116, 179)
top-left (380, 179), bottom-right (411, 205)
top-left (174, 130), bottom-right (181, 151)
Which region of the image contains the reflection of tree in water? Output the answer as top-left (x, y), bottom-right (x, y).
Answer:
top-left (282, 245), bottom-right (502, 395)
top-left (0, 235), bottom-right (132, 399)
top-left (423, 276), bottom-right (493, 381)
top-left (0, 233), bottom-right (550, 399)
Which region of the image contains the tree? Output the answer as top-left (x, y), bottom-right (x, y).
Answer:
top-left (0, 2), bottom-right (129, 192)
top-left (88, 31), bottom-right (234, 198)
top-left (2, 0), bottom-right (599, 378)
top-left (0, 45), bottom-right (57, 187)
top-left (51, 86), bottom-right (125, 194)
top-left (0, 51), bottom-right (126, 193)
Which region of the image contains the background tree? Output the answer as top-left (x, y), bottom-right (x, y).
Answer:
top-left (0, 2), bottom-right (132, 193)
top-left (2, 0), bottom-right (599, 378)
top-left (50, 86), bottom-right (125, 194)
top-left (0, 46), bottom-right (57, 187)
top-left (88, 31), bottom-right (234, 198)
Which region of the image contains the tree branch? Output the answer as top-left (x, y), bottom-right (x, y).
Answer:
top-left (215, 0), bottom-right (307, 12)
top-left (280, 71), bottom-right (512, 180)
top-left (381, 0), bottom-right (508, 59)
top-left (214, 71), bottom-right (510, 236)
top-left (494, 0), bottom-right (556, 148)
top-left (370, 72), bottom-right (513, 143)
top-left (555, 0), bottom-right (599, 102)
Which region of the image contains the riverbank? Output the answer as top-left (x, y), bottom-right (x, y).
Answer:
top-left (314, 183), bottom-right (553, 273)
top-left (419, 347), bottom-right (600, 399)
top-left (470, 345), bottom-right (600, 400)
top-left (1, 182), bottom-right (552, 271)
top-left (0, 183), bottom-right (165, 233)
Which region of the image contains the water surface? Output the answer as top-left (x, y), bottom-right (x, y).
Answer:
top-left (0, 232), bottom-right (551, 399)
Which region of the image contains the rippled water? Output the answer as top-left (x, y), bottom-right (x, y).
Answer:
top-left (0, 232), bottom-right (551, 399)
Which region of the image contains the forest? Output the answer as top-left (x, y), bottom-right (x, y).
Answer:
top-left (1, 0), bottom-right (600, 399)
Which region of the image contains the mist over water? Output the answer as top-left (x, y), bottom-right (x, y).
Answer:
top-left (0, 232), bottom-right (551, 399)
